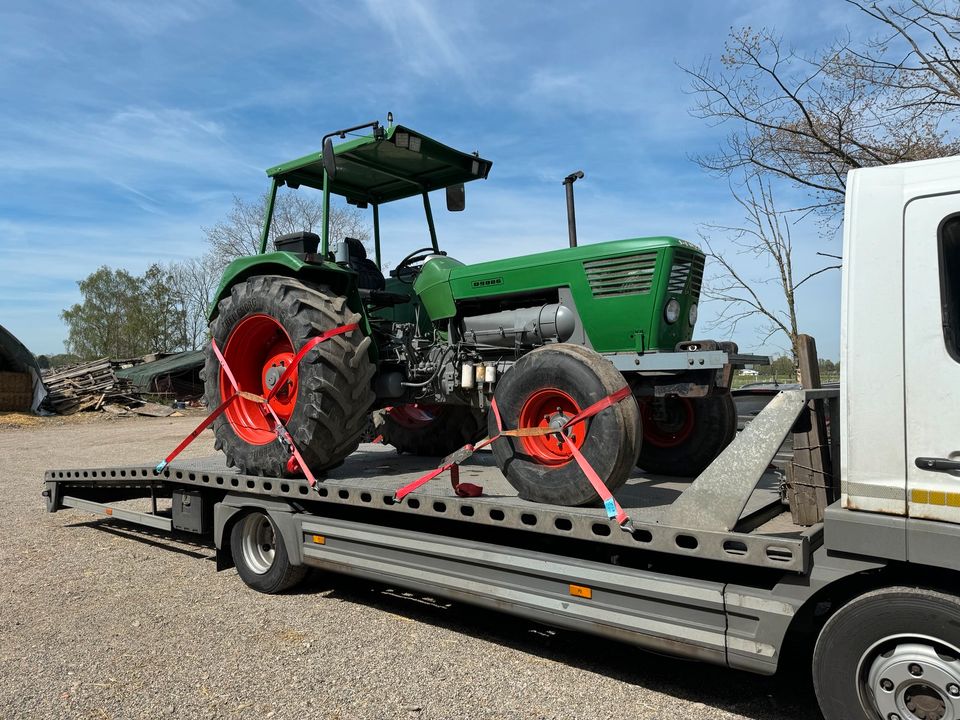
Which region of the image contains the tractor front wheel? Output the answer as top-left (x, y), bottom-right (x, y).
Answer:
top-left (635, 393), bottom-right (737, 477)
top-left (204, 275), bottom-right (375, 477)
top-left (490, 344), bottom-right (641, 506)
top-left (379, 404), bottom-right (485, 457)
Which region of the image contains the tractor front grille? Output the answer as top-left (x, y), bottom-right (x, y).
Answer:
top-left (667, 253), bottom-right (705, 298)
top-left (583, 252), bottom-right (658, 297)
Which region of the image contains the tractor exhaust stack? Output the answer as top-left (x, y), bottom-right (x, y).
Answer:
top-left (563, 170), bottom-right (584, 248)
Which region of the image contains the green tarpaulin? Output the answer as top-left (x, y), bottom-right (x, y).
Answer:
top-left (116, 350), bottom-right (204, 397)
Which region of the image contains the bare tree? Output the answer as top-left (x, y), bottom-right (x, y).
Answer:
top-left (684, 4), bottom-right (960, 219)
top-left (685, 2), bottom-right (960, 364)
top-left (699, 176), bottom-right (841, 364)
top-left (168, 253), bottom-right (221, 351)
top-left (847, 1), bottom-right (960, 111)
top-left (204, 191), bottom-right (371, 266)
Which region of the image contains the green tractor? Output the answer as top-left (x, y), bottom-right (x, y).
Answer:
top-left (204, 118), bottom-right (745, 506)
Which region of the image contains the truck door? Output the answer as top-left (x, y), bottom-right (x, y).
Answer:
top-left (904, 194), bottom-right (960, 523)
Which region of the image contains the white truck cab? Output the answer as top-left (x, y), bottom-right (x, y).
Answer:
top-left (836, 157), bottom-right (960, 547)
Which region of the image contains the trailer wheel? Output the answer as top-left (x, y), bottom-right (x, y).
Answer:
top-left (380, 404), bottom-right (486, 457)
top-left (813, 587), bottom-right (960, 720)
top-left (230, 511), bottom-right (306, 594)
top-left (635, 393), bottom-right (737, 477)
top-left (204, 275), bottom-right (375, 477)
top-left (490, 344), bottom-right (641, 506)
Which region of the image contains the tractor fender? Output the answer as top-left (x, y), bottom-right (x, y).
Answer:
top-left (208, 252), bottom-right (374, 351)
top-left (208, 252), bottom-right (361, 320)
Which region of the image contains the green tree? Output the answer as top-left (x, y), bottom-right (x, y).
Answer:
top-left (46, 353), bottom-right (81, 368)
top-left (769, 354), bottom-right (796, 379)
top-left (138, 264), bottom-right (187, 354)
top-left (61, 265), bottom-right (187, 359)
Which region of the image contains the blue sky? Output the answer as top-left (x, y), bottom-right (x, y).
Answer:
top-left (0, 0), bottom-right (871, 358)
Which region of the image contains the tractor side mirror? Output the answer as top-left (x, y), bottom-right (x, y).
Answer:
top-left (446, 183), bottom-right (465, 212)
top-left (322, 137), bottom-right (337, 180)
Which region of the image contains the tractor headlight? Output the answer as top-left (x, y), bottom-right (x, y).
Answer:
top-left (689, 303), bottom-right (698, 327)
top-left (664, 298), bottom-right (681, 324)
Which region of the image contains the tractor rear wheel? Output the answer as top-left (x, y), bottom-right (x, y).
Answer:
top-left (489, 344), bottom-right (641, 506)
top-left (380, 404), bottom-right (486, 457)
top-left (204, 275), bottom-right (375, 477)
top-left (635, 392), bottom-right (737, 477)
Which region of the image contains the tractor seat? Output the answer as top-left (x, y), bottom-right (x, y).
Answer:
top-left (336, 237), bottom-right (385, 291)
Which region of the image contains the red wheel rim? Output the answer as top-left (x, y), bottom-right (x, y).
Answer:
top-left (640, 397), bottom-right (695, 448)
top-left (220, 314), bottom-right (298, 445)
top-left (517, 387), bottom-right (586, 465)
top-left (389, 404), bottom-right (441, 429)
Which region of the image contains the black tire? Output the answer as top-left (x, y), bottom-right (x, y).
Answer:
top-left (230, 511), bottom-right (307, 594)
top-left (813, 587), bottom-right (960, 720)
top-left (380, 405), bottom-right (486, 457)
top-left (489, 344), bottom-right (641, 506)
top-left (204, 275), bottom-right (375, 477)
top-left (635, 392), bottom-right (737, 477)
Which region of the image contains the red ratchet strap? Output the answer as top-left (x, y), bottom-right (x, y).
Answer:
top-left (155, 324), bottom-right (359, 488)
top-left (394, 385), bottom-right (635, 532)
top-left (393, 434), bottom-right (497, 502)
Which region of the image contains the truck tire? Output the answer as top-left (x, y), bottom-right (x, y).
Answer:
top-left (489, 344), bottom-right (641, 506)
top-left (205, 275), bottom-right (375, 477)
top-left (380, 404), bottom-right (486, 457)
top-left (230, 511), bottom-right (307, 594)
top-left (813, 586), bottom-right (960, 720)
top-left (635, 393), bottom-right (737, 477)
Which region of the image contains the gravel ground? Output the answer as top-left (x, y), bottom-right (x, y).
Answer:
top-left (0, 415), bottom-right (823, 720)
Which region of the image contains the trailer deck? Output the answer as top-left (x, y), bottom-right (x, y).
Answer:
top-left (44, 442), bottom-right (819, 573)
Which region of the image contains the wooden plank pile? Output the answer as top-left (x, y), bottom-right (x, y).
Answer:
top-left (42, 359), bottom-right (139, 414)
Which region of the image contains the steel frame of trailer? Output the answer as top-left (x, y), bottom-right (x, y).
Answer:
top-left (42, 388), bottom-right (882, 676)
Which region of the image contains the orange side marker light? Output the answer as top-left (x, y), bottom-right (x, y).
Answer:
top-left (569, 584), bottom-right (592, 599)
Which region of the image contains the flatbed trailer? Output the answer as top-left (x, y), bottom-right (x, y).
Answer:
top-left (45, 387), bottom-right (849, 676)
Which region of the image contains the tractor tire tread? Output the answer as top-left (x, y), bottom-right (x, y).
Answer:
top-left (204, 275), bottom-right (375, 477)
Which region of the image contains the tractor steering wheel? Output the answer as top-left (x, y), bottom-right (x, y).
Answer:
top-left (393, 246), bottom-right (439, 284)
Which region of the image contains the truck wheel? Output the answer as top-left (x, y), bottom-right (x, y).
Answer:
top-left (230, 511), bottom-right (307, 594)
top-left (635, 393), bottom-right (737, 477)
top-left (814, 587), bottom-right (960, 720)
top-left (490, 344), bottom-right (641, 506)
top-left (204, 275), bottom-right (375, 477)
top-left (380, 404), bottom-right (486, 457)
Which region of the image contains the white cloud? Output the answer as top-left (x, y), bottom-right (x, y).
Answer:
top-left (359, 0), bottom-right (472, 80)
top-left (81, 0), bottom-right (223, 36)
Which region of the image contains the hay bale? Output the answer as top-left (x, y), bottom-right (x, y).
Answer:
top-left (0, 371), bottom-right (32, 411)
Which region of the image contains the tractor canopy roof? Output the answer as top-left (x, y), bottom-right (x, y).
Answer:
top-left (265, 125), bottom-right (493, 205)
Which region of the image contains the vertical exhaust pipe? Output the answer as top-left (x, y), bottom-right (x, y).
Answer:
top-left (563, 170), bottom-right (584, 248)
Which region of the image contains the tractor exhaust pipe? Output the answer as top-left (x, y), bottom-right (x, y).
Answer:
top-left (563, 170), bottom-right (584, 248)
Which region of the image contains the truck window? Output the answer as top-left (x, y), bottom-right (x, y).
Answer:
top-left (941, 214), bottom-right (960, 362)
